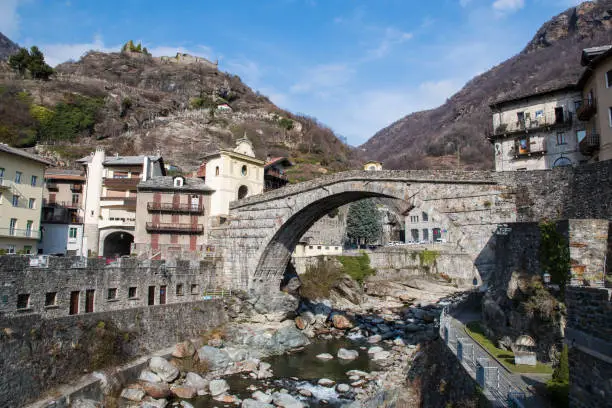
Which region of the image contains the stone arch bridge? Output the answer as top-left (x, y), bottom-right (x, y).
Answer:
top-left (209, 166), bottom-right (609, 292)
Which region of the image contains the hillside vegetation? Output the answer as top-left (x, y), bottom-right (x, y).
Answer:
top-left (362, 1), bottom-right (612, 170)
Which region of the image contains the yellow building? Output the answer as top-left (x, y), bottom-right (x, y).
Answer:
top-left (0, 144), bottom-right (51, 254)
top-left (363, 161), bottom-right (383, 171)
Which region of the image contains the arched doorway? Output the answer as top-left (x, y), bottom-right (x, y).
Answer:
top-left (553, 157), bottom-right (572, 168)
top-left (103, 231), bottom-right (134, 258)
top-left (238, 185), bottom-right (248, 199)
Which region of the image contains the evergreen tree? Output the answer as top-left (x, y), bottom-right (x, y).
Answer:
top-left (346, 199), bottom-right (382, 248)
top-left (8, 48), bottom-right (30, 75)
top-left (27, 46), bottom-right (53, 80)
top-left (552, 344), bottom-right (569, 383)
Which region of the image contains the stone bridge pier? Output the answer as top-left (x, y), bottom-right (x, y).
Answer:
top-left (210, 169), bottom-right (523, 292)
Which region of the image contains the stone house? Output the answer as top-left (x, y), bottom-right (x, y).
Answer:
top-left (38, 169), bottom-right (86, 256)
top-left (403, 207), bottom-right (449, 243)
top-left (0, 144), bottom-right (51, 254)
top-left (134, 175), bottom-right (213, 261)
top-left (489, 86), bottom-right (588, 171)
top-left (576, 45), bottom-right (612, 162)
top-left (77, 149), bottom-right (165, 258)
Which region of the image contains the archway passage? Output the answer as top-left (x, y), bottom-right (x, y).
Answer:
top-left (103, 231), bottom-right (134, 258)
top-left (238, 185), bottom-right (249, 199)
top-left (253, 191), bottom-right (400, 286)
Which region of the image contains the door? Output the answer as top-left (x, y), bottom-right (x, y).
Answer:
top-left (433, 228), bottom-right (442, 241)
top-left (148, 286), bottom-right (155, 305)
top-left (85, 290), bottom-right (95, 313)
top-left (159, 285), bottom-right (166, 305)
top-left (69, 291), bottom-right (79, 315)
top-left (555, 107), bottom-right (564, 124)
top-left (191, 195), bottom-right (199, 211)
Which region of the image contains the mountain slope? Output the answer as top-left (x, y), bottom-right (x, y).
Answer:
top-left (0, 32), bottom-right (19, 61)
top-left (361, 1), bottom-right (612, 170)
top-left (0, 47), bottom-right (359, 181)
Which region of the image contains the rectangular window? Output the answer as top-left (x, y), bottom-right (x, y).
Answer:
top-left (7, 245), bottom-right (15, 254)
top-left (28, 198), bottom-right (35, 209)
top-left (422, 212), bottom-right (429, 222)
top-left (556, 132), bottom-right (567, 145)
top-left (45, 292), bottom-right (57, 307)
top-left (422, 229), bottom-right (429, 241)
top-left (607, 70), bottom-right (612, 88)
top-left (577, 129), bottom-right (586, 143)
top-left (128, 287), bottom-right (137, 299)
top-left (176, 284), bottom-right (184, 296)
top-left (113, 171), bottom-right (128, 179)
top-left (107, 288), bottom-right (117, 300)
top-left (31, 175), bottom-right (37, 187)
top-left (190, 284), bottom-right (199, 295)
top-left (609, 107), bottom-right (612, 127)
top-left (9, 218), bottom-right (16, 235)
top-left (535, 110), bottom-right (544, 119)
top-left (574, 100), bottom-right (582, 112)
top-left (72, 194), bottom-right (79, 205)
top-left (12, 195), bottom-right (19, 207)
top-left (26, 221), bottom-right (33, 237)
top-left (14, 171), bottom-right (22, 184)
top-left (0, 167), bottom-right (4, 180)
top-left (16, 294), bottom-right (30, 309)
top-left (69, 227), bottom-right (78, 239)
top-left (24, 245), bottom-right (32, 254)
top-left (411, 229), bottom-right (419, 241)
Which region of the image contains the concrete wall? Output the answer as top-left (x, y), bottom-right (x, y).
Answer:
top-left (0, 300), bottom-right (226, 407)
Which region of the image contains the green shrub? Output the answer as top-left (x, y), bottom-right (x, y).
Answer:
top-left (299, 258), bottom-right (343, 299)
top-left (420, 249), bottom-right (439, 267)
top-left (337, 253), bottom-right (376, 284)
top-left (38, 94), bottom-right (104, 141)
top-left (548, 348), bottom-right (570, 408)
top-left (539, 221), bottom-right (570, 291)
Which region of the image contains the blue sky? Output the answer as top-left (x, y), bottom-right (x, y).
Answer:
top-left (1, 0), bottom-right (583, 145)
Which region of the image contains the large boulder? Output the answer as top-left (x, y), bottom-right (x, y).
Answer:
top-left (337, 348), bottom-right (359, 360)
top-left (141, 382), bottom-right (171, 399)
top-left (209, 379), bottom-right (230, 396)
top-left (139, 370), bottom-right (162, 383)
top-left (120, 388), bottom-right (145, 402)
top-left (242, 399), bottom-right (274, 408)
top-left (274, 321), bottom-right (310, 351)
top-left (332, 314), bottom-right (354, 329)
top-left (141, 397), bottom-right (168, 408)
top-left (172, 341), bottom-right (196, 358)
top-left (171, 385), bottom-right (197, 399)
top-left (252, 390), bottom-right (273, 403)
top-left (184, 372), bottom-right (207, 391)
top-left (253, 291), bottom-right (299, 316)
top-left (197, 346), bottom-right (231, 371)
top-left (148, 357), bottom-right (179, 383)
top-left (272, 392), bottom-right (305, 408)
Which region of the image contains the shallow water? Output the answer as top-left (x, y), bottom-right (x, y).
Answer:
top-left (189, 337), bottom-right (382, 407)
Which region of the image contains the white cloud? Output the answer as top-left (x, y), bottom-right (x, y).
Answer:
top-left (37, 35), bottom-right (119, 67)
top-left (225, 58), bottom-right (262, 86)
top-left (0, 0), bottom-right (21, 38)
top-left (290, 64), bottom-right (354, 95)
top-left (367, 27), bottom-right (413, 60)
top-left (492, 0), bottom-right (525, 14)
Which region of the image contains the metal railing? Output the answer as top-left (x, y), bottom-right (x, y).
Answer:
top-left (440, 310), bottom-right (527, 408)
top-left (576, 98), bottom-right (596, 120)
top-left (493, 111), bottom-right (573, 136)
top-left (42, 199), bottom-right (81, 209)
top-left (579, 132), bottom-right (600, 156)
top-left (0, 228), bottom-right (41, 239)
top-left (147, 202), bottom-right (204, 213)
top-left (202, 288), bottom-right (232, 300)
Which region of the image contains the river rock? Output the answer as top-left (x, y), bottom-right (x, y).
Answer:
top-left (298, 388), bottom-right (312, 397)
top-left (139, 370), bottom-right (162, 383)
top-left (316, 353), bottom-right (334, 360)
top-left (332, 314), bottom-right (354, 329)
top-left (225, 346), bottom-right (250, 362)
top-left (253, 291), bottom-right (299, 316)
top-left (209, 379), bottom-right (230, 397)
top-left (171, 385), bottom-right (196, 399)
top-left (346, 369), bottom-right (368, 377)
top-left (179, 402), bottom-right (194, 408)
top-left (371, 350), bottom-right (391, 361)
top-left (197, 346), bottom-right (230, 370)
top-left (252, 390), bottom-right (273, 403)
top-left (141, 382), bottom-right (171, 399)
top-left (184, 372), bottom-right (207, 391)
top-left (121, 388), bottom-right (145, 402)
top-left (242, 398), bottom-right (274, 408)
top-left (295, 316), bottom-right (308, 330)
top-left (70, 399), bottom-right (100, 408)
top-left (272, 392), bottom-right (305, 407)
top-left (141, 397), bottom-right (168, 408)
top-left (172, 341), bottom-right (196, 358)
top-left (393, 338), bottom-right (405, 346)
top-left (300, 311), bottom-right (316, 325)
top-left (148, 357), bottom-right (179, 383)
top-left (336, 384), bottom-right (350, 393)
top-left (367, 335), bottom-right (382, 343)
top-left (214, 394), bottom-right (237, 403)
top-left (367, 346), bottom-right (384, 354)
top-left (318, 378), bottom-right (336, 387)
top-left (337, 348), bottom-right (359, 360)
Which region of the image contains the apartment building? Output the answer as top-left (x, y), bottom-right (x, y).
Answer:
top-left (489, 86), bottom-right (587, 171)
top-left (38, 169), bottom-right (86, 256)
top-left (576, 45), bottom-right (612, 162)
top-left (134, 175), bottom-right (213, 261)
top-left (77, 149), bottom-right (165, 258)
top-left (0, 144), bottom-right (51, 254)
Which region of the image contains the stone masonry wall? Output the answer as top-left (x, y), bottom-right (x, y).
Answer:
top-left (0, 300), bottom-right (226, 407)
top-left (0, 256), bottom-right (224, 318)
top-left (568, 219), bottom-right (610, 286)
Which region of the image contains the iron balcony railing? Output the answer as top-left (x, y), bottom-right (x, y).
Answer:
top-left (146, 222), bottom-right (204, 234)
top-left (43, 199), bottom-right (81, 209)
top-left (42, 214), bottom-right (84, 224)
top-left (265, 169), bottom-right (288, 180)
top-left (147, 202), bottom-right (204, 213)
top-left (0, 178), bottom-right (13, 190)
top-left (0, 228), bottom-right (41, 239)
top-left (576, 98), bottom-right (597, 121)
top-left (493, 111), bottom-right (573, 136)
top-left (579, 132), bottom-right (600, 156)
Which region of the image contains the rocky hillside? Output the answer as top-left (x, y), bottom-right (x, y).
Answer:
top-left (361, 1), bottom-right (612, 170)
top-left (0, 33), bottom-right (19, 61)
top-left (0, 44), bottom-right (359, 180)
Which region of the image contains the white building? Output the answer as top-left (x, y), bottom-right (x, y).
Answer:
top-left (77, 149), bottom-right (165, 257)
top-left (403, 207), bottom-right (449, 243)
top-left (489, 86), bottom-right (588, 171)
top-left (200, 137), bottom-right (265, 218)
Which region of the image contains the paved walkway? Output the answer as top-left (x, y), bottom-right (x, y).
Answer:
top-left (450, 308), bottom-right (552, 408)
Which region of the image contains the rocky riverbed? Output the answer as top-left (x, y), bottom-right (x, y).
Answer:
top-left (70, 277), bottom-right (468, 408)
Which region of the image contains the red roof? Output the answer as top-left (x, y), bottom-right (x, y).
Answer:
top-left (265, 157), bottom-right (293, 168)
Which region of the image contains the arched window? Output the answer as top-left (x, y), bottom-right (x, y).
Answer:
top-left (241, 165), bottom-right (248, 176)
top-left (553, 157), bottom-right (572, 168)
top-left (238, 185), bottom-right (248, 199)
top-left (173, 176), bottom-right (184, 187)
top-left (215, 166), bottom-right (219, 176)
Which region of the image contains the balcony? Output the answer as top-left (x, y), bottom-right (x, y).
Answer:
top-left (0, 178), bottom-right (13, 190)
top-left (146, 222), bottom-right (204, 234)
top-left (0, 228), bottom-right (40, 239)
top-left (102, 177), bottom-right (140, 189)
top-left (265, 169), bottom-right (289, 180)
top-left (43, 199), bottom-right (80, 209)
top-left (46, 182), bottom-right (59, 191)
top-left (100, 197), bottom-right (137, 210)
top-left (579, 133), bottom-right (600, 156)
top-left (42, 214), bottom-right (84, 224)
top-left (576, 98), bottom-right (597, 121)
top-left (147, 202), bottom-right (204, 213)
top-left (493, 111), bottom-right (573, 137)
top-left (70, 184), bottom-right (83, 192)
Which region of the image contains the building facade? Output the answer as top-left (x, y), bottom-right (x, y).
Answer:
top-left (134, 176), bottom-right (213, 261)
top-left (404, 207), bottom-right (449, 244)
top-left (264, 157), bottom-right (292, 192)
top-left (489, 87), bottom-right (588, 171)
top-left (363, 161), bottom-right (383, 171)
top-left (577, 45), bottom-right (612, 162)
top-left (78, 149), bottom-right (165, 258)
top-left (201, 137), bottom-right (265, 217)
top-left (0, 144), bottom-right (50, 254)
top-left (38, 169), bottom-right (86, 256)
